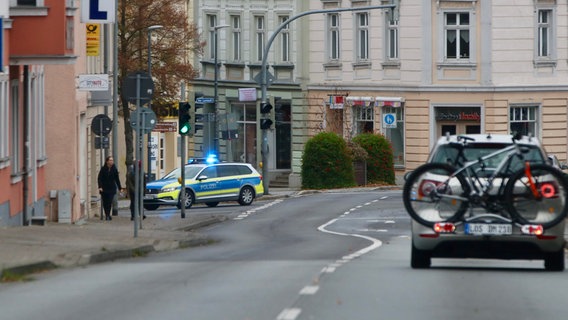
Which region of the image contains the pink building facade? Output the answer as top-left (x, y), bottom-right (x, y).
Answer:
top-left (0, 0), bottom-right (88, 226)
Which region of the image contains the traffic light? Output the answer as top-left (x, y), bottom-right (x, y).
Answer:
top-left (260, 102), bottom-right (273, 114)
top-left (260, 101), bottom-right (273, 129)
top-left (260, 118), bottom-right (273, 130)
top-left (178, 102), bottom-right (191, 135)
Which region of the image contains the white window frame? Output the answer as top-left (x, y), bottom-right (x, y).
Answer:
top-left (11, 79), bottom-right (20, 176)
top-left (444, 12), bottom-right (470, 61)
top-left (207, 14), bottom-right (217, 60)
top-left (535, 6), bottom-right (556, 66)
top-left (32, 68), bottom-right (46, 161)
top-left (254, 15), bottom-right (265, 62)
top-left (279, 16), bottom-right (290, 62)
top-left (354, 105), bottom-right (374, 134)
top-left (537, 9), bottom-right (551, 57)
top-left (355, 12), bottom-right (369, 61)
top-left (386, 16), bottom-right (399, 60)
top-left (509, 105), bottom-right (539, 138)
top-left (327, 13), bottom-right (340, 61)
top-left (0, 77), bottom-right (9, 166)
top-left (230, 15), bottom-right (241, 61)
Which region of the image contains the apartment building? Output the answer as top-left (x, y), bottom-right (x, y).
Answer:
top-left (190, 0), bottom-right (309, 186)
top-left (0, 0), bottom-right (93, 226)
top-left (306, 0), bottom-right (568, 183)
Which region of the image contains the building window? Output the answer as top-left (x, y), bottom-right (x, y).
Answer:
top-left (66, 16), bottom-right (74, 50)
top-left (11, 80), bottom-right (20, 175)
top-left (232, 104), bottom-right (258, 166)
top-left (356, 12), bottom-right (369, 61)
top-left (328, 13), bottom-right (340, 61)
top-left (279, 16), bottom-right (290, 62)
top-left (0, 78), bottom-right (8, 163)
top-left (230, 15), bottom-right (241, 61)
top-left (33, 70), bottom-right (46, 160)
top-left (445, 12), bottom-right (470, 60)
top-left (537, 9), bottom-right (552, 58)
top-left (254, 16), bottom-right (265, 62)
top-left (386, 17), bottom-right (399, 60)
top-left (354, 105), bottom-right (373, 134)
top-left (207, 14), bottom-right (217, 60)
top-left (17, 0), bottom-right (37, 5)
top-left (510, 106), bottom-right (538, 137)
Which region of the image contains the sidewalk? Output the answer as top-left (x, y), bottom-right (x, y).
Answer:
top-left (0, 188), bottom-right (302, 278)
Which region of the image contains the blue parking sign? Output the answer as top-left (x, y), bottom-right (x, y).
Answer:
top-left (383, 113), bottom-right (396, 128)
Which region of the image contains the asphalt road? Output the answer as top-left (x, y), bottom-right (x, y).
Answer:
top-left (1, 190), bottom-right (567, 320)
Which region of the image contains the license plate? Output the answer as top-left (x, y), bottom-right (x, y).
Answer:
top-left (144, 194), bottom-right (156, 200)
top-left (465, 223), bottom-right (512, 235)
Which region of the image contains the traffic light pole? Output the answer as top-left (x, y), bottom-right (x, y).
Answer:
top-left (259, 4), bottom-right (395, 195)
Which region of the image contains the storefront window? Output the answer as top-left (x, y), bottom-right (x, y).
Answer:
top-left (354, 105), bottom-right (374, 134)
top-left (231, 104), bottom-right (257, 166)
top-left (510, 106), bottom-right (538, 137)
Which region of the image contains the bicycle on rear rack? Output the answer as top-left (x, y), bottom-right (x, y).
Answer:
top-left (402, 134), bottom-right (568, 230)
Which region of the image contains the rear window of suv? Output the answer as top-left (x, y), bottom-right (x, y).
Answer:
top-left (431, 143), bottom-right (546, 175)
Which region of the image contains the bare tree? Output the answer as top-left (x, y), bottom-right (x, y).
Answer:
top-left (118, 0), bottom-right (204, 166)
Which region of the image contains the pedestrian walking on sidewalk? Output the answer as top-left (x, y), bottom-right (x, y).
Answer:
top-left (98, 156), bottom-right (124, 221)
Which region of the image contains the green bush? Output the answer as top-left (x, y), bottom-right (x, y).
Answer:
top-left (353, 133), bottom-right (395, 184)
top-left (301, 132), bottom-right (355, 189)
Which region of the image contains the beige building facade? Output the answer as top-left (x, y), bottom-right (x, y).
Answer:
top-left (304, 0), bottom-right (568, 184)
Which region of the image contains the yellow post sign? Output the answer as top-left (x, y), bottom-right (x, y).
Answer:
top-left (86, 23), bottom-right (100, 56)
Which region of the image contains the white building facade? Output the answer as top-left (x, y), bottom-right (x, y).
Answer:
top-left (306, 0), bottom-right (568, 184)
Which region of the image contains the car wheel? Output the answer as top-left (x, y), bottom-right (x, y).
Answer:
top-left (238, 186), bottom-right (255, 205)
top-left (143, 204), bottom-right (159, 211)
top-left (544, 249), bottom-right (565, 271)
top-left (176, 189), bottom-right (194, 209)
top-left (411, 243), bottom-right (431, 269)
top-left (205, 202), bottom-right (219, 207)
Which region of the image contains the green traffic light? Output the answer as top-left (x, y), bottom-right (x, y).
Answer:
top-left (180, 124), bottom-right (190, 134)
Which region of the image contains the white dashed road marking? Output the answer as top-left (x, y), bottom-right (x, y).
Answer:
top-left (233, 199), bottom-right (283, 220)
top-left (276, 308), bottom-right (302, 320)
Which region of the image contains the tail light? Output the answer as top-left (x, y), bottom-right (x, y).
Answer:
top-left (433, 222), bottom-right (456, 233)
top-left (521, 224), bottom-right (544, 236)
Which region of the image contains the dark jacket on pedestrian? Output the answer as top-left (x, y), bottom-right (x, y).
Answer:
top-left (98, 164), bottom-right (122, 195)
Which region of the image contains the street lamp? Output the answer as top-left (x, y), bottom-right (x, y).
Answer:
top-left (213, 24), bottom-right (230, 157)
top-left (146, 25), bottom-right (163, 182)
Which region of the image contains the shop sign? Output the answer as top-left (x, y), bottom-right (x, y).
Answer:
top-left (78, 74), bottom-right (109, 91)
top-left (436, 111), bottom-right (481, 121)
top-left (153, 122), bottom-right (177, 132)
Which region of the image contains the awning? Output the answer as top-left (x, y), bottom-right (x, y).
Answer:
top-left (375, 96), bottom-right (404, 107)
top-left (347, 96), bottom-right (373, 106)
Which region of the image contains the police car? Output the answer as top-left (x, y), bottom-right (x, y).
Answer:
top-left (143, 159), bottom-right (264, 210)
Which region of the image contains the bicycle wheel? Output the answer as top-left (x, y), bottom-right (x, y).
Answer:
top-left (403, 163), bottom-right (470, 227)
top-left (504, 164), bottom-right (568, 229)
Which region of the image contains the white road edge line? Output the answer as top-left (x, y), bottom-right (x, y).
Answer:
top-left (318, 218), bottom-right (383, 257)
